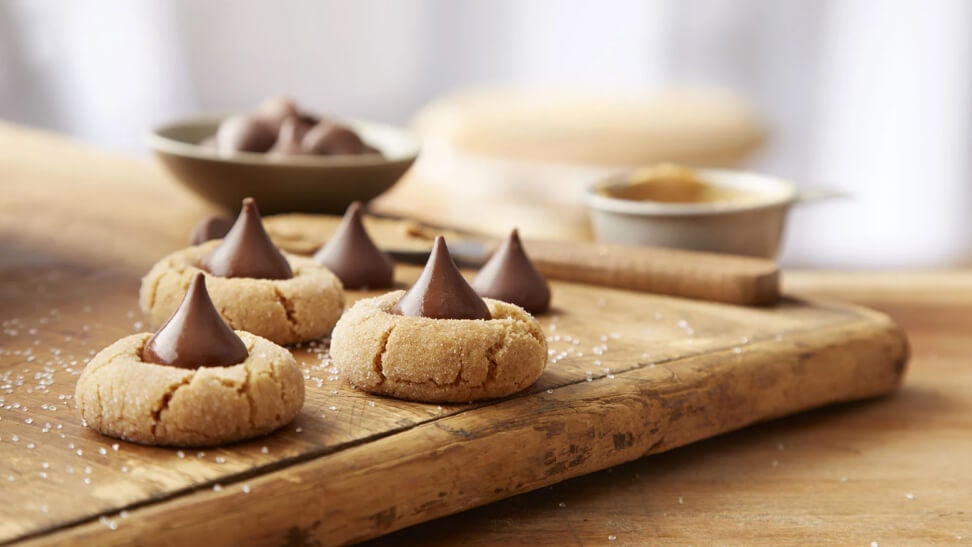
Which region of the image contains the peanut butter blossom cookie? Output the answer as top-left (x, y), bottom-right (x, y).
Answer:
top-left (140, 198), bottom-right (344, 345)
top-left (76, 273), bottom-right (305, 447)
top-left (330, 236), bottom-right (548, 403)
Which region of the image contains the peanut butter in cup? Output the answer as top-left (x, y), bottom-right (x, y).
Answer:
top-left (393, 236), bottom-right (490, 320)
top-left (313, 201), bottom-right (394, 289)
top-left (472, 229), bottom-right (551, 314)
top-left (200, 198), bottom-right (293, 280)
top-left (142, 272), bottom-right (248, 368)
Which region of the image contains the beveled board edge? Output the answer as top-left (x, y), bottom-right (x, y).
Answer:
top-left (18, 308), bottom-right (908, 547)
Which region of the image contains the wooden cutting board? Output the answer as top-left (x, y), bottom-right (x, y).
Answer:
top-left (1, 259), bottom-right (906, 546)
top-left (0, 124), bottom-right (907, 546)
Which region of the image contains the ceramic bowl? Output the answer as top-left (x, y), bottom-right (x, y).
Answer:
top-left (586, 168), bottom-right (811, 259)
top-left (146, 116), bottom-right (419, 214)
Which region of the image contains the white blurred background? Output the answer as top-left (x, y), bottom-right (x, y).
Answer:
top-left (0, 0), bottom-right (969, 268)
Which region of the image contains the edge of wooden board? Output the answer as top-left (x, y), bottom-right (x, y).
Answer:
top-left (20, 304), bottom-right (908, 547)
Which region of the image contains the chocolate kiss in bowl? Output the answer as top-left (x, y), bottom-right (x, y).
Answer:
top-left (472, 229), bottom-right (551, 314)
top-left (216, 114), bottom-right (276, 154)
top-left (393, 236), bottom-right (490, 320)
top-left (142, 272), bottom-right (249, 368)
top-left (313, 201), bottom-right (394, 289)
top-left (268, 118), bottom-right (306, 156)
top-left (302, 122), bottom-right (369, 155)
top-left (201, 198), bottom-right (293, 280)
top-left (189, 215), bottom-right (232, 246)
top-left (256, 96), bottom-right (300, 132)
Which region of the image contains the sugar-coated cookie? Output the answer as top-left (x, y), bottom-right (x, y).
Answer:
top-left (75, 330), bottom-right (304, 447)
top-left (331, 290), bottom-right (547, 403)
top-left (139, 240), bottom-right (344, 346)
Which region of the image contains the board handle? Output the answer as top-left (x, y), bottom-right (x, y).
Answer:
top-left (521, 239), bottom-right (780, 306)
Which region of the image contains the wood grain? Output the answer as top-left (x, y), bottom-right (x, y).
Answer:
top-left (0, 123), bottom-right (917, 546)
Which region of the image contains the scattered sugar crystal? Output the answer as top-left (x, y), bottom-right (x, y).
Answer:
top-left (608, 535), bottom-right (617, 541)
top-left (260, 446), bottom-right (269, 454)
top-left (213, 484), bottom-right (223, 492)
top-left (214, 456), bottom-right (226, 464)
top-left (120, 511), bottom-right (129, 519)
top-left (40, 504), bottom-right (49, 513)
top-left (871, 542), bottom-right (878, 547)
top-left (98, 447), bottom-right (108, 456)
top-left (75, 449), bottom-right (83, 456)
top-left (678, 496), bottom-right (684, 504)
top-left (905, 493), bottom-right (915, 500)
top-left (558, 502), bottom-right (567, 508)
top-left (112, 443), bottom-right (120, 451)
top-left (295, 427), bottom-right (303, 433)
top-left (27, 443), bottom-right (35, 449)
top-left (327, 405), bottom-right (338, 411)
top-left (241, 484), bottom-right (251, 494)
top-left (83, 477), bottom-right (91, 484)
top-left (367, 401), bottom-right (376, 407)
top-left (546, 389), bottom-right (553, 394)
top-left (120, 466), bottom-right (129, 473)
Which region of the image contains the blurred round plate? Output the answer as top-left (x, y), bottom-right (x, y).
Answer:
top-left (146, 116), bottom-right (419, 214)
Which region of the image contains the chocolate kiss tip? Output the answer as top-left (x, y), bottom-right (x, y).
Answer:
top-left (142, 272), bottom-right (248, 368)
top-left (313, 201), bottom-right (393, 289)
top-left (394, 236), bottom-right (491, 320)
top-left (471, 228), bottom-right (551, 314)
top-left (200, 198), bottom-right (293, 280)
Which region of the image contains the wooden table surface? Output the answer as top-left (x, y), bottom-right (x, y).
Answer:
top-left (1, 122), bottom-right (969, 545)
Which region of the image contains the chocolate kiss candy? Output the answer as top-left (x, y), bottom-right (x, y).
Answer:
top-left (256, 96), bottom-right (300, 131)
top-left (200, 198), bottom-right (293, 280)
top-left (313, 201), bottom-right (394, 289)
top-left (142, 272), bottom-right (248, 368)
top-left (269, 117), bottom-right (309, 156)
top-left (189, 216), bottom-right (233, 245)
top-left (393, 236), bottom-right (490, 320)
top-left (302, 122), bottom-right (368, 155)
top-left (216, 114), bottom-right (277, 154)
top-left (472, 229), bottom-right (551, 314)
